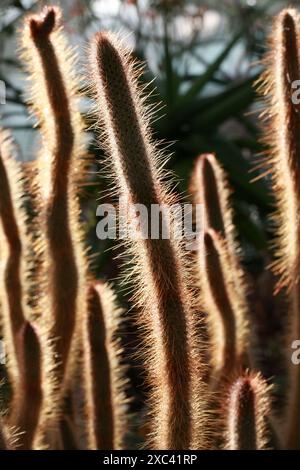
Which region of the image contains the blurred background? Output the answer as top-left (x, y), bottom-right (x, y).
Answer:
top-left (0, 0), bottom-right (297, 433)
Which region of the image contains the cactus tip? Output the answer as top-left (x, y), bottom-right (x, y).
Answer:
top-left (29, 6), bottom-right (58, 39)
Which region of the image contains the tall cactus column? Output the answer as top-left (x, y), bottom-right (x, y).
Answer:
top-left (90, 33), bottom-right (208, 450)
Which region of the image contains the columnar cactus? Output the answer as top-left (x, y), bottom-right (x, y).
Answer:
top-left (9, 321), bottom-right (42, 449)
top-left (0, 131), bottom-right (42, 448)
top-left (201, 229), bottom-right (238, 379)
top-left (83, 282), bottom-right (127, 450)
top-left (0, 4), bottom-right (298, 451)
top-left (0, 130), bottom-right (27, 391)
top-left (21, 7), bottom-right (89, 446)
top-left (191, 154), bottom-right (249, 380)
top-left (224, 373), bottom-right (271, 450)
top-left (258, 8), bottom-right (300, 449)
top-left (90, 32), bottom-right (208, 449)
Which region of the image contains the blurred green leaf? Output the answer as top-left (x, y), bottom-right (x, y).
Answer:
top-left (179, 31), bottom-right (241, 104)
top-left (192, 75), bottom-right (258, 131)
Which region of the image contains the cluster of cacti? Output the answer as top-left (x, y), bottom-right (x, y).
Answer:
top-left (0, 5), bottom-right (299, 450)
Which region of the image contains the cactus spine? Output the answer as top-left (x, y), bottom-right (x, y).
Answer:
top-left (258, 8), bottom-right (300, 449)
top-left (225, 373), bottom-right (271, 450)
top-left (84, 283), bottom-right (127, 449)
top-left (201, 230), bottom-right (238, 378)
top-left (90, 32), bottom-right (207, 449)
top-left (191, 154), bottom-right (249, 379)
top-left (9, 321), bottom-right (42, 449)
top-left (21, 7), bottom-right (88, 446)
top-left (1, 4), bottom-right (298, 451)
top-left (0, 131), bottom-right (43, 448)
top-left (0, 131), bottom-right (26, 390)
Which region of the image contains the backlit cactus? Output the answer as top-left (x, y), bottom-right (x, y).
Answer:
top-left (83, 282), bottom-right (127, 450)
top-left (191, 154), bottom-right (250, 381)
top-left (90, 32), bottom-right (207, 450)
top-left (224, 373), bottom-right (271, 450)
top-left (258, 8), bottom-right (300, 449)
top-left (0, 130), bottom-right (27, 392)
top-left (0, 4), bottom-right (299, 451)
top-left (20, 6), bottom-right (89, 447)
